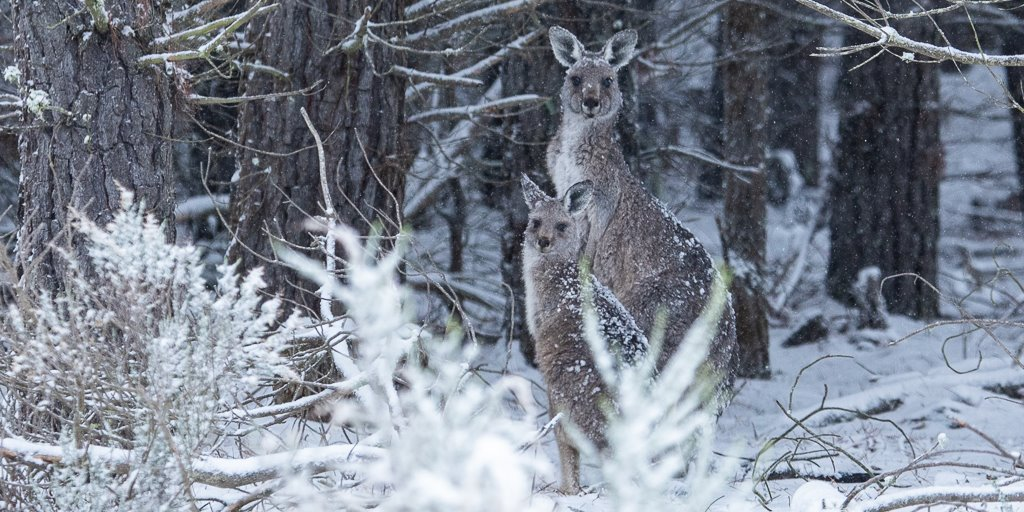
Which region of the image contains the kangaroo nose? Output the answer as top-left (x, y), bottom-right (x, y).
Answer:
top-left (583, 97), bottom-right (599, 109)
top-left (538, 237), bottom-right (551, 250)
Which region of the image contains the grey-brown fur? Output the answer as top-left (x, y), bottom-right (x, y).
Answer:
top-left (546, 26), bottom-right (739, 408)
top-left (521, 174), bottom-right (648, 494)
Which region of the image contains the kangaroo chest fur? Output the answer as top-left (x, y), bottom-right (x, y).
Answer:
top-left (550, 118), bottom-right (620, 196)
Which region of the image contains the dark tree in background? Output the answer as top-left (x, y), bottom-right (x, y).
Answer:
top-left (228, 1), bottom-right (408, 396)
top-left (720, 1), bottom-right (771, 378)
top-left (828, 9), bottom-right (942, 319)
top-left (1005, 26), bottom-right (1024, 210)
top-left (229, 0), bottom-right (408, 314)
top-left (14, 0), bottom-right (176, 292)
top-left (766, 16), bottom-right (821, 191)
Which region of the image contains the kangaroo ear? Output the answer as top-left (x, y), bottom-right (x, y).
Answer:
top-left (549, 26), bottom-right (583, 67)
top-left (603, 29), bottom-right (637, 70)
top-left (564, 180), bottom-right (594, 216)
top-left (521, 173), bottom-right (549, 208)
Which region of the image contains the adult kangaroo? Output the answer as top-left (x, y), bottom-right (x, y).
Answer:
top-left (546, 26), bottom-right (739, 407)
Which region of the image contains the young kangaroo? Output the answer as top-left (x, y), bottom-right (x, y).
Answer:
top-left (520, 174), bottom-right (648, 494)
top-left (546, 26), bottom-right (739, 407)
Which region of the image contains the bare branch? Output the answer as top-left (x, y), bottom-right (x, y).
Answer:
top-left (0, 437), bottom-right (383, 488)
top-left (402, 0), bottom-right (543, 44)
top-left (792, 0), bottom-right (1024, 66)
top-left (391, 65), bottom-right (484, 87)
top-left (406, 94), bottom-right (545, 124)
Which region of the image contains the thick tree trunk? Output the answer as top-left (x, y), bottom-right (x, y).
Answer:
top-left (14, 0), bottom-right (176, 292)
top-left (228, 1), bottom-right (407, 398)
top-left (229, 0), bottom-right (408, 315)
top-left (828, 12), bottom-right (942, 319)
top-left (720, 1), bottom-right (771, 379)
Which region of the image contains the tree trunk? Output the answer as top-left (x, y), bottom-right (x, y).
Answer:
top-left (228, 1), bottom-right (407, 398)
top-left (720, 1), bottom-right (771, 379)
top-left (14, 0), bottom-right (176, 292)
top-left (828, 11), bottom-right (942, 319)
top-left (767, 19), bottom-right (821, 190)
top-left (229, 0), bottom-right (408, 314)
top-left (1005, 28), bottom-right (1024, 211)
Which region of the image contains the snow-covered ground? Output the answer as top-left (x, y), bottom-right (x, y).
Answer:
top-left (423, 64), bottom-right (1024, 510)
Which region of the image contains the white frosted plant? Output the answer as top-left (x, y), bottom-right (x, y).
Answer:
top-left (580, 270), bottom-right (745, 511)
top-left (277, 226), bottom-right (550, 512)
top-left (4, 191), bottom-right (292, 509)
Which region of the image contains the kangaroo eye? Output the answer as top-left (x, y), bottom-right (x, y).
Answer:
top-left (531, 219), bottom-right (541, 229)
top-left (570, 76), bottom-right (582, 87)
top-left (602, 77), bottom-right (613, 88)
top-left (555, 222), bottom-right (569, 233)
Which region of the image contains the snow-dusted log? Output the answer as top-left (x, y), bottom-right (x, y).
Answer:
top-left (0, 437), bottom-right (383, 488)
top-left (793, 0), bottom-right (1024, 67)
top-left (849, 483), bottom-right (1024, 512)
top-left (406, 94), bottom-right (544, 124)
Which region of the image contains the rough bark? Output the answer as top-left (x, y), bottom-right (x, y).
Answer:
top-left (229, 0), bottom-right (408, 315)
top-left (828, 9), bottom-right (942, 319)
top-left (228, 1), bottom-right (407, 397)
top-left (720, 1), bottom-right (771, 379)
top-left (14, 0), bottom-right (176, 292)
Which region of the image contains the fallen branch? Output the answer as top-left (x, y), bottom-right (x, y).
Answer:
top-left (0, 437), bottom-right (383, 488)
top-left (849, 483), bottom-right (1024, 512)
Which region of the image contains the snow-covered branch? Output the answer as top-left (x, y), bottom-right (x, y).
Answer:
top-left (792, 0), bottom-right (1024, 66)
top-left (402, 0), bottom-right (543, 44)
top-left (138, 1), bottom-right (276, 66)
top-left (0, 437), bottom-right (383, 488)
top-left (407, 29), bottom-right (543, 96)
top-left (406, 94), bottom-right (545, 124)
top-left (849, 483), bottom-right (1024, 512)
top-left (391, 65), bottom-right (484, 87)
top-left (174, 194), bottom-right (229, 221)
top-left (645, 145), bottom-right (761, 175)
top-left (153, 4), bottom-right (277, 47)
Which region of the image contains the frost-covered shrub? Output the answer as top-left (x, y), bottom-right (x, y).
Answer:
top-left (2, 198), bottom-right (743, 510)
top-left (1, 192), bottom-right (291, 509)
top-left (581, 273), bottom-right (746, 511)
top-left (274, 228), bottom-right (550, 511)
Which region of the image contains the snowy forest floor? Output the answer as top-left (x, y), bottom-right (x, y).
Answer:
top-left (402, 65), bottom-right (1024, 510)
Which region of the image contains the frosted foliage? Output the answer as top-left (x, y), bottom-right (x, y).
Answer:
top-left (5, 192), bottom-right (290, 509)
top-left (277, 228), bottom-right (549, 512)
top-left (582, 272), bottom-right (746, 511)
